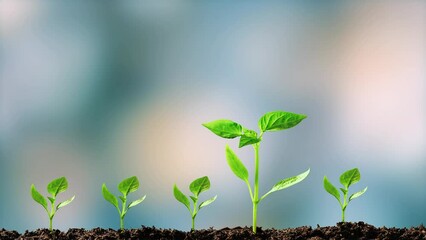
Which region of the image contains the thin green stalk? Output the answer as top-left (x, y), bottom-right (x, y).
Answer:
top-left (120, 217), bottom-right (124, 230)
top-left (49, 217), bottom-right (53, 231)
top-left (252, 143), bottom-right (260, 233)
top-left (191, 217), bottom-right (194, 230)
top-left (245, 181), bottom-right (254, 202)
top-left (252, 203), bottom-right (258, 233)
top-left (191, 198), bottom-right (198, 231)
top-left (120, 198), bottom-right (126, 230)
top-left (341, 187), bottom-right (347, 222)
top-left (49, 199), bottom-right (55, 231)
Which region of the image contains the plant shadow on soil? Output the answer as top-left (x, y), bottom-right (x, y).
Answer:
top-left (1, 222), bottom-right (425, 240)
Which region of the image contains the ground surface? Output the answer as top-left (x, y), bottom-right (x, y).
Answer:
top-left (1, 222), bottom-right (425, 240)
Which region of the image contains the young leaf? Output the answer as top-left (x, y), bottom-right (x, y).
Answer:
top-left (118, 176), bottom-right (139, 196)
top-left (339, 188), bottom-right (348, 195)
top-left (339, 168), bottom-right (360, 188)
top-left (47, 177), bottom-right (68, 197)
top-left (57, 195), bottom-right (75, 210)
top-left (239, 129), bottom-right (260, 148)
top-left (261, 169), bottom-right (310, 200)
top-left (239, 136), bottom-right (260, 148)
top-left (174, 184), bottom-right (190, 211)
top-left (202, 120), bottom-right (243, 139)
top-left (258, 111), bottom-right (307, 132)
top-left (102, 184), bottom-right (119, 209)
top-left (128, 195), bottom-right (146, 209)
top-left (31, 184), bottom-right (48, 212)
top-left (324, 176), bottom-right (341, 203)
top-left (189, 176), bottom-right (210, 197)
top-left (190, 196), bottom-right (197, 203)
top-left (225, 145), bottom-right (249, 182)
top-left (349, 187), bottom-right (368, 202)
top-left (119, 196), bottom-right (126, 203)
top-left (47, 197), bottom-right (55, 204)
top-left (199, 195), bottom-right (217, 210)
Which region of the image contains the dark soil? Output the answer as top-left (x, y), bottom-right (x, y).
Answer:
top-left (1, 222), bottom-right (425, 240)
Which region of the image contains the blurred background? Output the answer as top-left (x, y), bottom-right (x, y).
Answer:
top-left (0, 0), bottom-right (425, 232)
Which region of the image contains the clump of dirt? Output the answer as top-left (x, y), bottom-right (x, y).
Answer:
top-left (1, 222), bottom-right (425, 239)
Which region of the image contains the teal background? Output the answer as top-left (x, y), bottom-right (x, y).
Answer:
top-left (1, 1), bottom-right (425, 231)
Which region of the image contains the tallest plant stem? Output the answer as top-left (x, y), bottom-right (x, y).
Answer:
top-left (252, 143), bottom-right (260, 233)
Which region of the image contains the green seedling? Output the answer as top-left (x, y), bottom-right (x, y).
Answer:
top-left (323, 168), bottom-right (368, 222)
top-left (30, 176), bottom-right (75, 231)
top-left (102, 176), bottom-right (146, 230)
top-left (174, 176), bottom-right (217, 231)
top-left (203, 111), bottom-right (310, 233)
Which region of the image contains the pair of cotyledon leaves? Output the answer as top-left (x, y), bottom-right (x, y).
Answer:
top-left (203, 111), bottom-right (310, 201)
top-left (174, 176), bottom-right (217, 216)
top-left (31, 177), bottom-right (75, 215)
top-left (102, 176), bottom-right (146, 217)
top-left (323, 168), bottom-right (368, 209)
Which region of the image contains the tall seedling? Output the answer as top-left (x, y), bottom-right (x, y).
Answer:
top-left (203, 111), bottom-right (310, 233)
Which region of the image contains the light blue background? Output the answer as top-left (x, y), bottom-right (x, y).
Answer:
top-left (1, 1), bottom-right (425, 232)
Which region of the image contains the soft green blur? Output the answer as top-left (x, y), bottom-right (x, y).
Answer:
top-left (0, 1), bottom-right (425, 232)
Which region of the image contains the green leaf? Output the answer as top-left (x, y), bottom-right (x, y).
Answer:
top-left (339, 188), bottom-right (348, 195)
top-left (102, 184), bottom-right (119, 209)
top-left (349, 187), bottom-right (368, 202)
top-left (173, 184), bottom-right (190, 211)
top-left (47, 197), bottom-right (55, 204)
top-left (225, 145), bottom-right (249, 182)
top-left (31, 184), bottom-right (48, 212)
top-left (57, 195), bottom-right (75, 210)
top-left (324, 176), bottom-right (341, 204)
top-left (119, 196), bottom-right (126, 203)
top-left (202, 120), bottom-right (243, 139)
top-left (128, 195), bottom-right (146, 209)
top-left (258, 111), bottom-right (307, 132)
top-left (118, 176), bottom-right (139, 197)
top-left (238, 129), bottom-right (261, 148)
top-left (339, 168), bottom-right (361, 188)
top-left (189, 176), bottom-right (210, 197)
top-left (239, 136), bottom-right (260, 148)
top-left (261, 169), bottom-right (310, 200)
top-left (199, 195), bottom-right (217, 210)
top-left (47, 177), bottom-right (68, 197)
top-left (190, 196), bottom-right (198, 203)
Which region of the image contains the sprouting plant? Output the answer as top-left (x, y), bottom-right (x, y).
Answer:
top-left (203, 111), bottom-right (310, 233)
top-left (30, 176), bottom-right (75, 231)
top-left (173, 176), bottom-right (217, 231)
top-left (102, 176), bottom-right (146, 230)
top-left (323, 168), bottom-right (368, 222)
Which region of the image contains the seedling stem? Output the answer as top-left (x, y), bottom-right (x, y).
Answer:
top-left (192, 198), bottom-right (197, 230)
top-left (253, 142), bottom-right (260, 232)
